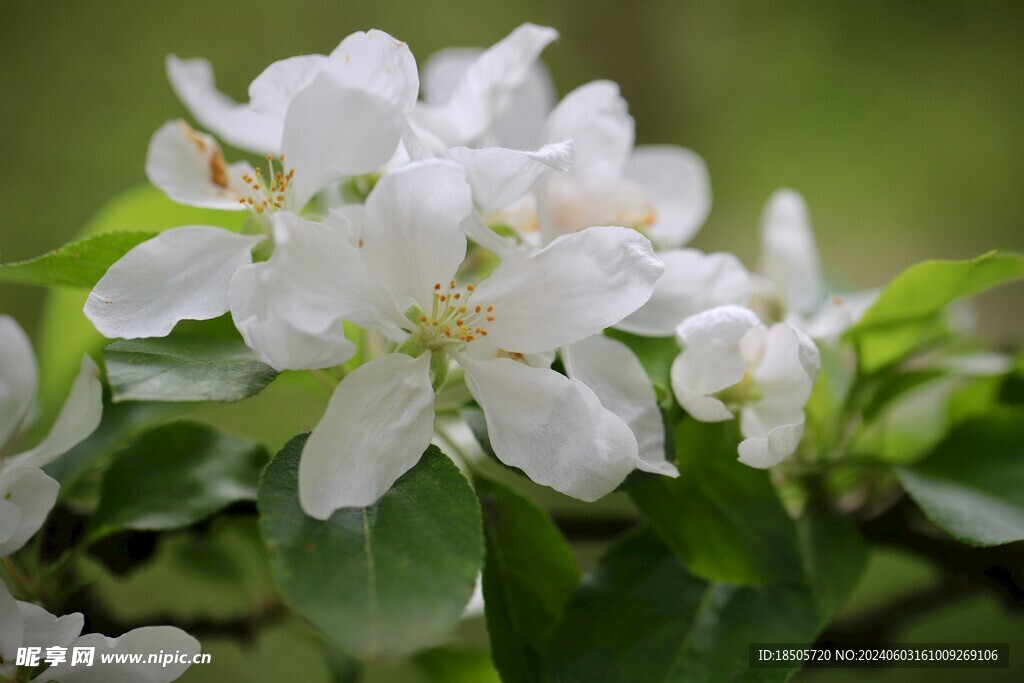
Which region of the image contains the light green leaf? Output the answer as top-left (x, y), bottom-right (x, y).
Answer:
top-left (415, 647), bottom-right (501, 683)
top-left (477, 477), bottom-right (579, 683)
top-left (543, 527), bottom-right (821, 683)
top-left (0, 232), bottom-right (157, 288)
top-left (258, 435), bottom-right (483, 659)
top-left (104, 336), bottom-right (278, 403)
top-left (846, 251), bottom-right (1024, 372)
top-left (88, 421), bottom-right (268, 541)
top-left (897, 411), bottom-right (1024, 546)
top-left (628, 419), bottom-right (803, 584)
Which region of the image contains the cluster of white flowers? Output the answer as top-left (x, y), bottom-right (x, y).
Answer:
top-left (81, 24), bottom-right (873, 521)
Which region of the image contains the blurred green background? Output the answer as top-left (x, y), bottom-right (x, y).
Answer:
top-left (2, 1), bottom-right (1022, 681)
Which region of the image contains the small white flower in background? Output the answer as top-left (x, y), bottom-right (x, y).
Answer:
top-left (0, 316), bottom-right (102, 557)
top-left (758, 189), bottom-right (879, 339)
top-left (85, 29), bottom-right (419, 341)
top-left (0, 581), bottom-right (199, 683)
top-left (231, 161), bottom-right (664, 518)
top-left (670, 305), bottom-right (820, 468)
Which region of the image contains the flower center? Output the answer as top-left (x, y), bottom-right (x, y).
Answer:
top-left (714, 371), bottom-right (760, 409)
top-left (238, 155), bottom-right (297, 215)
top-left (414, 280), bottom-right (496, 348)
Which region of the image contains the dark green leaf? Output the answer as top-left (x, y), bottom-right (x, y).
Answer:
top-left (628, 419), bottom-right (802, 584)
top-left (846, 251), bottom-right (1024, 372)
top-left (0, 232), bottom-right (156, 288)
top-left (543, 527), bottom-right (820, 683)
top-left (477, 477), bottom-right (579, 683)
top-left (258, 435), bottom-right (483, 659)
top-left (797, 513), bottom-right (868, 625)
top-left (89, 421), bottom-right (268, 541)
top-left (104, 336), bottom-right (278, 403)
top-left (897, 411), bottom-right (1024, 546)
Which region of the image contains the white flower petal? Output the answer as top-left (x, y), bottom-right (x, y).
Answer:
top-left (625, 145), bottom-right (711, 248)
top-left (460, 212), bottom-right (519, 259)
top-left (748, 323), bottom-right (817, 411)
top-left (38, 627), bottom-right (201, 683)
top-left (737, 419), bottom-right (805, 469)
top-left (85, 227), bottom-right (262, 339)
top-left (361, 162), bottom-right (472, 309)
top-left (616, 249), bottom-right (752, 336)
top-left (537, 174), bottom-right (652, 242)
top-left (564, 336), bottom-right (677, 477)
top-left (0, 315), bottom-right (38, 448)
top-left (471, 227), bottom-right (663, 353)
top-left (0, 466), bottom-right (60, 557)
top-left (0, 582), bottom-right (23, 676)
top-left (447, 140), bottom-right (574, 215)
top-left (248, 54), bottom-right (327, 118)
top-left (413, 24), bottom-right (558, 146)
top-left (144, 120), bottom-right (252, 211)
top-left (542, 80), bottom-right (634, 178)
top-left (284, 31), bottom-right (419, 208)
top-left (10, 356), bottom-right (102, 470)
top-left (299, 353), bottom-right (435, 518)
top-left (421, 48), bottom-right (478, 105)
top-left (672, 306), bottom-right (762, 398)
top-left (669, 353), bottom-right (734, 422)
top-left (761, 189), bottom-right (825, 316)
top-left (18, 601), bottom-right (83, 649)
top-left (458, 354), bottom-right (637, 501)
top-left (166, 55), bottom-right (283, 154)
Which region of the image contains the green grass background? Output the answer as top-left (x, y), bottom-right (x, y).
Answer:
top-left (1, 1), bottom-right (1022, 680)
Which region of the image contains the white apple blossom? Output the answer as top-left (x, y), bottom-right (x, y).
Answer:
top-left (670, 305), bottom-right (820, 468)
top-left (758, 189), bottom-right (879, 339)
top-left (230, 161), bottom-right (663, 517)
top-left (86, 30), bottom-right (419, 341)
top-left (0, 581), bottom-right (199, 682)
top-left (0, 316), bottom-right (102, 557)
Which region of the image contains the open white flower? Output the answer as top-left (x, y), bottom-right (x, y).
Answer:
top-left (0, 581), bottom-right (199, 683)
top-left (758, 189), bottom-right (879, 339)
top-left (232, 161), bottom-right (663, 517)
top-left (670, 305), bottom-right (820, 468)
top-left (0, 316), bottom-right (102, 557)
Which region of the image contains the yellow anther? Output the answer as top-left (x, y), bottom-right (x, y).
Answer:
top-left (466, 284), bottom-right (474, 292)
top-left (486, 316), bottom-right (495, 322)
top-left (487, 305), bottom-right (494, 312)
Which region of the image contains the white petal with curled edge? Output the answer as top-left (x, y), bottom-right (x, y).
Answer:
top-left (542, 80), bottom-right (634, 178)
top-left (670, 354), bottom-right (734, 422)
top-left (18, 601), bottom-right (83, 649)
top-left (447, 140), bottom-right (574, 214)
top-left (284, 31), bottom-right (418, 208)
top-left (748, 323), bottom-right (817, 412)
top-left (299, 353), bottom-right (435, 519)
top-left (414, 24), bottom-right (558, 146)
top-left (457, 354), bottom-right (637, 501)
top-left (625, 145), bottom-right (711, 249)
top-left (470, 227), bottom-right (663, 354)
top-left (672, 305), bottom-right (762, 399)
top-left (0, 314), bottom-right (38, 448)
top-left (166, 55), bottom-right (283, 154)
top-left (361, 162), bottom-right (472, 309)
top-left (737, 419), bottom-right (805, 469)
top-left (37, 626), bottom-right (201, 683)
top-left (10, 356), bottom-right (102, 470)
top-left (248, 54), bottom-right (327, 117)
top-left (84, 227), bottom-right (262, 339)
top-left (145, 120), bottom-right (252, 211)
top-left (761, 189), bottom-right (825, 316)
top-left (0, 466), bottom-right (60, 557)
top-left (616, 249), bottom-right (752, 336)
top-left (0, 581), bottom-right (23, 677)
top-left (564, 336), bottom-right (677, 477)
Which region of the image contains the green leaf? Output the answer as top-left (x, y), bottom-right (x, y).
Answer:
top-left (36, 184), bottom-right (244, 420)
top-left (258, 435), bottom-right (484, 659)
top-left (104, 336), bottom-right (279, 403)
top-left (415, 647), bottom-right (501, 683)
top-left (0, 232), bottom-right (157, 288)
top-left (897, 411), bottom-right (1024, 546)
top-left (628, 419), bottom-right (802, 584)
top-left (797, 513), bottom-right (868, 625)
top-left (477, 477), bottom-right (579, 683)
top-left (846, 251), bottom-right (1024, 372)
top-left (543, 527), bottom-right (821, 683)
top-left (88, 421), bottom-right (268, 541)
